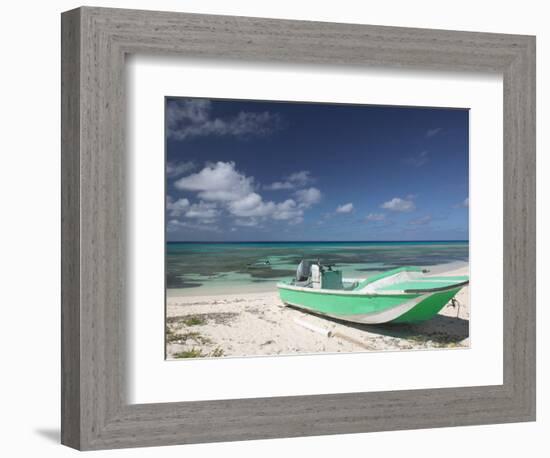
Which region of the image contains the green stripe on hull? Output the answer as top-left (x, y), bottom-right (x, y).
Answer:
top-left (389, 287), bottom-right (461, 323)
top-left (421, 276), bottom-right (469, 282)
top-left (278, 286), bottom-right (462, 324)
top-left (279, 287), bottom-right (417, 316)
top-left (376, 279), bottom-right (466, 291)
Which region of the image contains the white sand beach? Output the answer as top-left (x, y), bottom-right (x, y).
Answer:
top-left (166, 265), bottom-right (470, 359)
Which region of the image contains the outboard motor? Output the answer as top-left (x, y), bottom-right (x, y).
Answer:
top-left (295, 260), bottom-right (312, 282)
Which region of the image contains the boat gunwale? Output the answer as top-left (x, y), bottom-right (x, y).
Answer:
top-left (276, 281), bottom-right (414, 297)
top-left (276, 279), bottom-right (468, 296)
top-left (403, 280), bottom-right (469, 293)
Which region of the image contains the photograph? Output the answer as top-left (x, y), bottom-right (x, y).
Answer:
top-left (165, 97), bottom-right (470, 359)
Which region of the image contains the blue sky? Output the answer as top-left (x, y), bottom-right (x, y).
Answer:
top-left (166, 97), bottom-right (469, 242)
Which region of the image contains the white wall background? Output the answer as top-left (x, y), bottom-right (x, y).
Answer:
top-left (0, 1), bottom-right (546, 456)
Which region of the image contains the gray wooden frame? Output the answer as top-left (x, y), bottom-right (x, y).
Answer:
top-left (61, 6), bottom-right (536, 451)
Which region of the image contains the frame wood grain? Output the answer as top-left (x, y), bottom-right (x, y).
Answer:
top-left (61, 6), bottom-right (536, 450)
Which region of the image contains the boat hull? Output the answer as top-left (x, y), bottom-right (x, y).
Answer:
top-left (278, 285), bottom-right (462, 324)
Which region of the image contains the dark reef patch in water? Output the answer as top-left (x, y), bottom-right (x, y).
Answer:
top-left (166, 242), bottom-right (469, 289)
top-left (238, 268), bottom-right (296, 279)
top-left (166, 272), bottom-right (203, 289)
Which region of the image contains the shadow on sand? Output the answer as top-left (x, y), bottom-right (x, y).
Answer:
top-left (289, 305), bottom-right (469, 345)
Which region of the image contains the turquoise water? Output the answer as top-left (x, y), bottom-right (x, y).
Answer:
top-left (166, 241), bottom-right (469, 297)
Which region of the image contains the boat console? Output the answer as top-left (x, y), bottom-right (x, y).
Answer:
top-left (295, 259), bottom-right (344, 290)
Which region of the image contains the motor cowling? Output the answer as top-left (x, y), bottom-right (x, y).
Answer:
top-left (295, 260), bottom-right (312, 282)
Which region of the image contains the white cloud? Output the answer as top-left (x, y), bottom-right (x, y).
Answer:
top-left (264, 170), bottom-right (313, 190)
top-left (426, 127), bottom-right (442, 138)
top-left (272, 199), bottom-right (303, 221)
top-left (453, 197), bottom-right (469, 209)
top-left (295, 187), bottom-right (322, 208)
top-left (185, 201), bottom-right (219, 219)
top-left (174, 162), bottom-right (319, 225)
top-left (409, 215), bottom-right (432, 225)
top-left (166, 219), bottom-right (183, 232)
top-left (167, 99), bottom-right (209, 125)
top-left (174, 161), bottom-right (254, 202)
top-left (365, 213), bottom-right (386, 222)
top-left (166, 161), bottom-right (196, 177)
top-left (381, 197), bottom-right (416, 212)
top-left (336, 203), bottom-right (354, 214)
top-left (264, 181), bottom-right (294, 191)
top-left (166, 196), bottom-right (219, 222)
top-left (287, 171), bottom-right (312, 187)
top-left (167, 219), bottom-right (220, 233)
top-left (230, 197), bottom-right (303, 221)
top-left (228, 193), bottom-right (275, 218)
top-left (166, 197), bottom-right (190, 217)
top-left (234, 218), bottom-right (261, 227)
top-left (167, 99), bottom-right (280, 140)
top-left (404, 151), bottom-right (429, 167)
top-left (229, 192), bottom-right (263, 213)
top-left (288, 216), bottom-right (304, 225)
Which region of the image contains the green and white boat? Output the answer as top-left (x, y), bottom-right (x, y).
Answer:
top-left (277, 261), bottom-right (469, 324)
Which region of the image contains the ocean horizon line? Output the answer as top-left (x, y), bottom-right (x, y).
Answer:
top-left (167, 240), bottom-right (469, 244)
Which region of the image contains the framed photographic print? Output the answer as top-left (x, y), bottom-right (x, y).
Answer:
top-left (164, 97), bottom-right (471, 360)
top-left (61, 6), bottom-right (535, 450)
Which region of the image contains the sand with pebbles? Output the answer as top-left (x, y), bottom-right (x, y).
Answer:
top-left (166, 266), bottom-right (469, 359)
